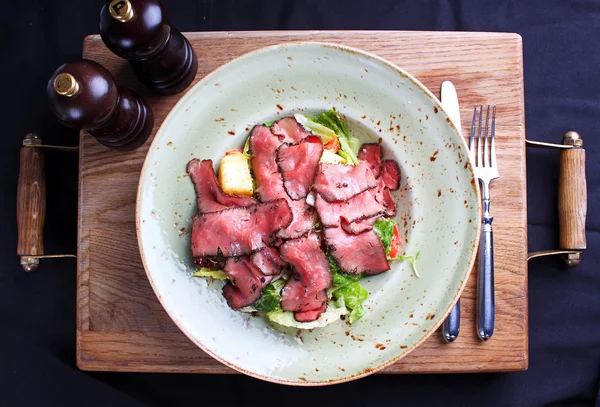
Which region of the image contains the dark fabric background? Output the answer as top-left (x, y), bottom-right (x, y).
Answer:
top-left (1, 0), bottom-right (599, 406)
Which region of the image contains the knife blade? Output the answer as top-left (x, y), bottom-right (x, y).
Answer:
top-left (440, 80), bottom-right (461, 343)
top-left (441, 81), bottom-right (462, 131)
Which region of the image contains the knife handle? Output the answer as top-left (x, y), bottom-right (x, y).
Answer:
top-left (559, 138), bottom-right (586, 252)
top-left (442, 300), bottom-right (460, 342)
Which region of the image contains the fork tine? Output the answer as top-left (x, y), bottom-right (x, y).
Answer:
top-left (490, 105), bottom-right (497, 168)
top-left (470, 106), bottom-right (477, 156)
top-left (477, 105), bottom-right (484, 168)
top-left (484, 105), bottom-right (491, 167)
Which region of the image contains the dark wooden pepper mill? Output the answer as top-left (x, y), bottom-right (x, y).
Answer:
top-left (47, 59), bottom-right (154, 150)
top-left (99, 0), bottom-right (198, 95)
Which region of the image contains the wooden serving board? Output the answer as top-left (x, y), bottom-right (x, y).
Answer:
top-left (77, 31), bottom-right (527, 373)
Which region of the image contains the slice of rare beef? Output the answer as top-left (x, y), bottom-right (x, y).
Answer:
top-left (249, 125), bottom-right (288, 202)
top-left (314, 183), bottom-right (389, 228)
top-left (187, 159), bottom-right (256, 213)
top-left (251, 246), bottom-right (287, 276)
top-left (276, 135), bottom-right (323, 200)
top-left (250, 125), bottom-right (316, 239)
top-left (381, 160), bottom-right (401, 190)
top-left (271, 116), bottom-right (311, 143)
top-left (276, 200), bottom-right (316, 240)
top-left (280, 232), bottom-right (332, 322)
top-left (191, 199), bottom-right (292, 258)
top-left (323, 226), bottom-right (390, 275)
top-left (338, 184), bottom-right (396, 234)
top-left (358, 143), bottom-right (383, 178)
top-left (340, 216), bottom-right (379, 235)
top-left (294, 304), bottom-right (328, 322)
top-left (222, 257), bottom-right (274, 309)
top-left (313, 161), bottom-right (378, 202)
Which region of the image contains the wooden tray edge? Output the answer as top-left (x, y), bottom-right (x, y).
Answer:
top-left (75, 30), bottom-right (529, 374)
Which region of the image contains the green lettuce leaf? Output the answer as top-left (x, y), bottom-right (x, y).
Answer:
top-left (333, 282), bottom-right (368, 310)
top-left (321, 149), bottom-right (346, 164)
top-left (373, 218), bottom-right (395, 255)
top-left (295, 110), bottom-right (360, 165)
top-left (313, 219), bottom-right (322, 232)
top-left (263, 120), bottom-right (274, 127)
top-left (348, 306), bottom-right (365, 323)
top-left (193, 268), bottom-right (228, 280)
top-left (311, 110), bottom-right (351, 139)
top-left (243, 135), bottom-right (251, 158)
top-left (327, 254), bottom-right (369, 323)
top-left (327, 252), bottom-right (340, 272)
top-left (267, 304), bottom-right (348, 329)
top-left (252, 278), bottom-right (286, 313)
top-left (241, 135), bottom-right (257, 190)
top-left (311, 110), bottom-right (360, 165)
top-left (294, 113), bottom-right (337, 143)
top-left (347, 136), bottom-right (361, 156)
top-left (391, 250), bottom-right (421, 278)
top-left (373, 219), bottom-right (421, 278)
top-left (328, 254), bottom-right (360, 282)
top-left (337, 138), bottom-right (359, 165)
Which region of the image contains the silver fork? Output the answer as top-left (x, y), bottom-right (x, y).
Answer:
top-left (470, 105), bottom-right (498, 341)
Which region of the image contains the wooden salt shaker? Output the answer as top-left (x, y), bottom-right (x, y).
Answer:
top-left (99, 0), bottom-right (198, 95)
top-left (47, 59), bottom-right (154, 150)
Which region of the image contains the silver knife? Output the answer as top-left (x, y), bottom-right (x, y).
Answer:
top-left (440, 81), bottom-right (461, 343)
top-left (441, 81), bottom-right (461, 130)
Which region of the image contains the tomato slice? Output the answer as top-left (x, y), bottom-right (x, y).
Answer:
top-left (389, 224), bottom-right (401, 258)
top-left (324, 138), bottom-right (341, 153)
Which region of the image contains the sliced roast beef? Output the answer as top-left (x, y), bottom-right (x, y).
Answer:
top-left (277, 135), bottom-right (324, 200)
top-left (280, 232), bottom-right (332, 322)
top-left (315, 183), bottom-right (389, 228)
top-left (313, 161), bottom-right (378, 202)
top-left (294, 304), bottom-right (328, 322)
top-left (222, 257), bottom-right (273, 309)
top-left (281, 278), bottom-right (329, 320)
top-left (249, 125), bottom-right (288, 202)
top-left (277, 200), bottom-right (316, 239)
top-left (187, 159), bottom-right (256, 213)
top-left (358, 143), bottom-right (383, 178)
top-left (324, 227), bottom-right (390, 275)
top-left (340, 187), bottom-right (396, 233)
top-left (271, 116), bottom-right (310, 143)
top-left (251, 246), bottom-right (287, 276)
top-left (193, 256), bottom-right (226, 271)
top-left (250, 125), bottom-right (317, 239)
top-left (381, 160), bottom-right (401, 190)
top-left (341, 216), bottom-right (379, 234)
top-left (191, 199), bottom-right (292, 257)
top-left (382, 186), bottom-right (397, 216)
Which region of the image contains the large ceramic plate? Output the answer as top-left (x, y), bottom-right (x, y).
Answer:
top-left (137, 42), bottom-right (480, 385)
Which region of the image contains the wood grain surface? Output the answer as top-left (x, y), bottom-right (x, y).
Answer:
top-left (559, 148), bottom-right (587, 250)
top-left (77, 31), bottom-right (528, 374)
top-left (17, 140), bottom-right (46, 257)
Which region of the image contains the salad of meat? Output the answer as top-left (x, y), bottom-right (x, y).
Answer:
top-left (188, 110), bottom-right (418, 329)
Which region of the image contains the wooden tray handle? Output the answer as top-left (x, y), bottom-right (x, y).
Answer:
top-left (559, 131), bottom-right (587, 252)
top-left (527, 131), bottom-right (587, 266)
top-left (17, 133), bottom-right (46, 272)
